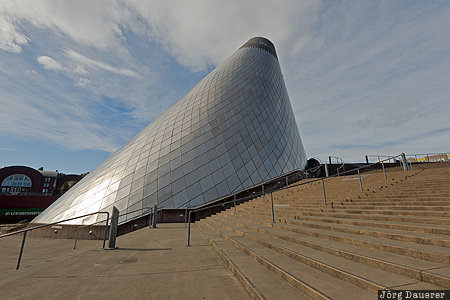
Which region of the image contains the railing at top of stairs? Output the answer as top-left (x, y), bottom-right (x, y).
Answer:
top-left (0, 211), bottom-right (110, 270)
top-left (186, 153), bottom-right (410, 246)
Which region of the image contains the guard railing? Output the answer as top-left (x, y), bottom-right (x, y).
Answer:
top-left (0, 211), bottom-right (110, 270)
top-left (186, 153), bottom-right (410, 246)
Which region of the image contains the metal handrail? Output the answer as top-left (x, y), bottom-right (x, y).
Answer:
top-left (0, 211), bottom-right (110, 270)
top-left (73, 206), bottom-right (158, 249)
top-left (329, 156), bottom-right (345, 175)
top-left (186, 153), bottom-right (406, 246)
top-left (118, 205), bottom-right (166, 223)
top-left (173, 166), bottom-right (311, 212)
top-left (406, 152), bottom-right (449, 162)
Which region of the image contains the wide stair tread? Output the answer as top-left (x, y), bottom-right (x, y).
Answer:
top-left (225, 212), bottom-right (450, 264)
top-left (197, 222), bottom-right (307, 300)
top-left (210, 216), bottom-right (446, 291)
top-left (237, 207), bottom-right (450, 226)
top-left (203, 219), bottom-right (374, 300)
top-left (230, 211), bottom-right (450, 247)
top-left (216, 214), bottom-right (450, 288)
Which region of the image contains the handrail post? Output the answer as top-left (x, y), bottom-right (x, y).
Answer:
top-left (107, 207), bottom-right (119, 250)
top-left (357, 169), bottom-right (363, 192)
top-left (102, 212), bottom-right (110, 250)
top-left (73, 231), bottom-right (79, 249)
top-left (16, 231), bottom-right (27, 270)
top-left (262, 185), bottom-right (265, 202)
top-left (324, 163), bottom-right (329, 178)
top-left (270, 192), bottom-right (275, 223)
top-left (152, 204), bottom-right (157, 228)
top-left (382, 161), bottom-right (387, 181)
top-left (234, 194), bottom-right (237, 213)
top-left (321, 178), bottom-right (327, 205)
top-left (187, 211), bottom-right (191, 247)
top-left (184, 206), bottom-right (188, 228)
top-left (401, 153), bottom-right (408, 171)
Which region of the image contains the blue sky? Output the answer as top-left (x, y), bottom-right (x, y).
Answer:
top-left (1, 1), bottom-right (449, 174)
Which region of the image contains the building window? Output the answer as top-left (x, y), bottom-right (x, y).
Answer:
top-left (42, 188), bottom-right (48, 193)
top-left (1, 174), bottom-right (32, 187)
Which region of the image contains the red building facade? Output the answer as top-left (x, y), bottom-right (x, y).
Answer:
top-left (0, 166), bottom-right (83, 223)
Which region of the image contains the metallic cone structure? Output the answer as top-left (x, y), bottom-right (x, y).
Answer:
top-left (34, 37), bottom-right (307, 225)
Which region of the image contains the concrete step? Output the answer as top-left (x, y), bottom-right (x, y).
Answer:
top-left (224, 210), bottom-right (450, 247)
top-left (196, 222), bottom-right (307, 300)
top-left (237, 206), bottom-right (450, 226)
top-left (254, 202), bottom-right (450, 212)
top-left (209, 216), bottom-right (447, 291)
top-left (219, 211), bottom-right (450, 264)
top-left (202, 220), bottom-right (375, 299)
top-left (212, 214), bottom-right (450, 288)
top-left (225, 210), bottom-right (450, 235)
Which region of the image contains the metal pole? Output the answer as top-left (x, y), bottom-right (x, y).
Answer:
top-left (324, 163), bottom-right (329, 178)
top-left (321, 178), bottom-right (327, 205)
top-left (262, 185), bottom-right (264, 202)
top-left (285, 176), bottom-right (288, 187)
top-left (270, 192), bottom-right (275, 223)
top-left (107, 206), bottom-right (119, 250)
top-left (401, 153), bottom-right (408, 171)
top-left (152, 204), bottom-right (157, 228)
top-left (365, 155), bottom-right (369, 164)
top-left (187, 211), bottom-right (191, 246)
top-left (102, 213), bottom-right (110, 250)
top-left (382, 161), bottom-right (387, 182)
top-left (357, 169), bottom-right (363, 192)
top-left (16, 231), bottom-right (27, 270)
top-left (234, 194), bottom-right (237, 212)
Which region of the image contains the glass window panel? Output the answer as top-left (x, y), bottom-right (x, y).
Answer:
top-left (172, 177), bottom-right (186, 195)
top-left (200, 175), bottom-right (214, 192)
top-left (186, 182), bottom-right (201, 199)
top-left (119, 174), bottom-right (133, 189)
top-left (184, 170), bottom-right (199, 187)
top-left (172, 189), bottom-right (188, 208)
top-left (142, 192), bottom-right (157, 208)
top-left (130, 176), bottom-right (145, 194)
top-left (211, 168), bottom-right (225, 185)
top-left (171, 166), bottom-right (184, 182)
top-left (158, 172), bottom-right (171, 189)
top-left (145, 170), bottom-right (158, 185)
top-left (128, 188), bottom-right (143, 207)
top-left (116, 184), bottom-right (131, 201)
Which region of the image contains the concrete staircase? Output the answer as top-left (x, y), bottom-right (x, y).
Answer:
top-left (197, 163), bottom-right (450, 299)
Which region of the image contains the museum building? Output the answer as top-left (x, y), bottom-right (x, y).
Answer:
top-left (33, 37), bottom-right (307, 226)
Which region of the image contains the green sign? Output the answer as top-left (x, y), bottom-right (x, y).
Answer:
top-left (0, 208), bottom-right (44, 216)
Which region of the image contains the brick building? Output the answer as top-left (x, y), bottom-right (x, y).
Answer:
top-left (0, 166), bottom-right (83, 223)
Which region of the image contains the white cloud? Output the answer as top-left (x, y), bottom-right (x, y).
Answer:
top-left (75, 77), bottom-right (91, 87)
top-left (66, 49), bottom-right (140, 78)
top-left (1, 0), bottom-right (450, 166)
top-left (37, 55), bottom-right (63, 71)
top-left (0, 17), bottom-right (28, 53)
top-left (127, 0), bottom-right (321, 71)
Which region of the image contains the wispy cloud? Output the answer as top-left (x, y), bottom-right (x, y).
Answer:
top-left (37, 55), bottom-right (63, 71)
top-left (65, 50), bottom-right (140, 78)
top-left (0, 0), bottom-right (449, 171)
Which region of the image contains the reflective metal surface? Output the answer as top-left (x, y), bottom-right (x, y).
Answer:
top-left (33, 37), bottom-right (307, 225)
